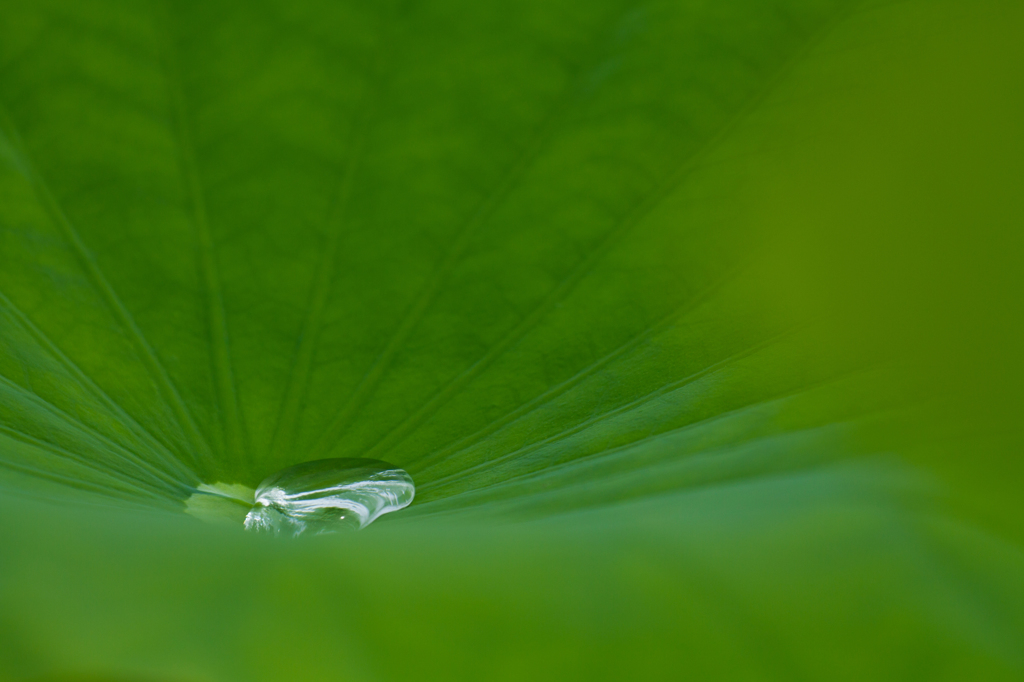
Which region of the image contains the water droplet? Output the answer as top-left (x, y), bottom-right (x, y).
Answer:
top-left (243, 458), bottom-right (414, 536)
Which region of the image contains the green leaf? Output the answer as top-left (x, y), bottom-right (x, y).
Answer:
top-left (1, 0), bottom-right (1022, 679)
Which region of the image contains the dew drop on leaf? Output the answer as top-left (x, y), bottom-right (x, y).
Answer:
top-left (243, 458), bottom-right (414, 536)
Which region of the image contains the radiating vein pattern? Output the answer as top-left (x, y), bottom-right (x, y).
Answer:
top-left (0, 0), bottom-right (886, 515)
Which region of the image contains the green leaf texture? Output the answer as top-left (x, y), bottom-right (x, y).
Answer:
top-left (1, 0), bottom-right (1022, 679)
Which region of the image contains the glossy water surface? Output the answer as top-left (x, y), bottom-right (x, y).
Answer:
top-left (243, 458), bottom-right (415, 535)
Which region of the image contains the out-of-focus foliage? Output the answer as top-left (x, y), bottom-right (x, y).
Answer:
top-left (0, 0), bottom-right (1021, 679)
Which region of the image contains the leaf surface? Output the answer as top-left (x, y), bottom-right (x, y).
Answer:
top-left (1, 0), bottom-right (1023, 679)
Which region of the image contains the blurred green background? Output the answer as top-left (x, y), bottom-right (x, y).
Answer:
top-left (0, 0), bottom-right (1022, 679)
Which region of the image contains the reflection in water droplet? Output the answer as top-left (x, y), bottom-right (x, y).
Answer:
top-left (243, 458), bottom-right (414, 536)
top-left (185, 482), bottom-right (255, 526)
